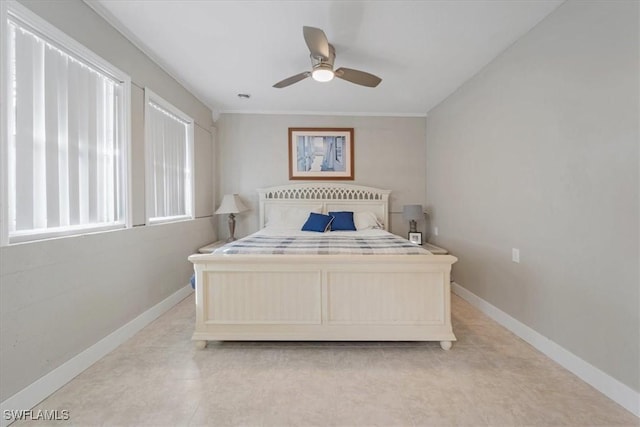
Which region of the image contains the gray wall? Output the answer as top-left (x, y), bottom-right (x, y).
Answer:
top-left (0, 0), bottom-right (216, 401)
top-left (216, 114), bottom-right (427, 239)
top-left (425, 0), bottom-right (639, 392)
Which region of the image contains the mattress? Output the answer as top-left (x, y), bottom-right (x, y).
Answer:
top-left (213, 229), bottom-right (431, 255)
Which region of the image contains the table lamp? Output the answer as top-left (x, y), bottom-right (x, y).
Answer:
top-left (215, 194), bottom-right (248, 242)
top-left (403, 204), bottom-right (423, 233)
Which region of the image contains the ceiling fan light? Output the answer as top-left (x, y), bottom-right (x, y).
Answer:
top-left (312, 68), bottom-right (334, 82)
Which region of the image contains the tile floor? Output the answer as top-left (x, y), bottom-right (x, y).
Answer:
top-left (17, 294), bottom-right (638, 426)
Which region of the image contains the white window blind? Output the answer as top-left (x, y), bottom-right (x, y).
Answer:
top-left (4, 4), bottom-right (130, 244)
top-left (145, 89), bottom-right (194, 224)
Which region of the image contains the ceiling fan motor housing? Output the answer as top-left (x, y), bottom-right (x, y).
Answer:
top-left (311, 44), bottom-right (336, 70)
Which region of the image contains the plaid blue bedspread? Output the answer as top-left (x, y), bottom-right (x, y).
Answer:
top-left (213, 234), bottom-right (430, 255)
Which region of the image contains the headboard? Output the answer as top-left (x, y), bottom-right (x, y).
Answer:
top-left (257, 183), bottom-right (391, 231)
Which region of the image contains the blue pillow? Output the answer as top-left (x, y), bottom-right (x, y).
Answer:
top-left (329, 211), bottom-right (356, 231)
top-left (301, 213), bottom-right (334, 232)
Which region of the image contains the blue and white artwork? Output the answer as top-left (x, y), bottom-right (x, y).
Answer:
top-left (288, 128), bottom-right (353, 180)
top-left (296, 135), bottom-right (346, 173)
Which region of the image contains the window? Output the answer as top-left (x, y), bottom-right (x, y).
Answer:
top-left (1, 2), bottom-right (131, 244)
top-left (144, 88), bottom-right (194, 224)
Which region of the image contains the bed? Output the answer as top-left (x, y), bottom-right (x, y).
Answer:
top-left (188, 183), bottom-right (458, 350)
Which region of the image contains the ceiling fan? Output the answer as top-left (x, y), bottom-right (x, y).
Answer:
top-left (273, 26), bottom-right (382, 89)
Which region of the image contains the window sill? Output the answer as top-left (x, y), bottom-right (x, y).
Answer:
top-left (7, 222), bottom-right (127, 245)
top-left (147, 215), bottom-right (194, 226)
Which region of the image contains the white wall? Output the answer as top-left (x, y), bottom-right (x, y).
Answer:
top-left (216, 114), bottom-right (427, 239)
top-left (0, 0), bottom-right (216, 402)
top-left (426, 0), bottom-right (639, 393)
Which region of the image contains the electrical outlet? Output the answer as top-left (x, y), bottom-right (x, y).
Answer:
top-left (512, 248), bottom-right (520, 263)
top-left (433, 226), bottom-right (439, 236)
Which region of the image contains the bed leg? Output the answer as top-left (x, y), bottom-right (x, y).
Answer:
top-left (194, 340), bottom-right (207, 350)
top-left (439, 341), bottom-right (452, 351)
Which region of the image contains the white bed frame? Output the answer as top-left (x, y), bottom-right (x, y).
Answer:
top-left (189, 183), bottom-right (458, 350)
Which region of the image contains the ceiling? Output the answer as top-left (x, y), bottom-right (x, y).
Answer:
top-left (88, 0), bottom-right (564, 118)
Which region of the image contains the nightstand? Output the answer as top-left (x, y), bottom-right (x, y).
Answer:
top-left (422, 242), bottom-right (448, 255)
top-left (198, 240), bottom-right (226, 254)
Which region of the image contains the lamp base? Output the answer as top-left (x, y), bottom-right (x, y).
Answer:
top-left (409, 219), bottom-right (417, 233)
top-left (227, 213), bottom-right (237, 242)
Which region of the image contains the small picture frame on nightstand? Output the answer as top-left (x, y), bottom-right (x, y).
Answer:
top-left (408, 232), bottom-right (422, 245)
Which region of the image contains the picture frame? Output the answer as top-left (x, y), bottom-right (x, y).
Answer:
top-left (289, 128), bottom-right (354, 180)
top-left (408, 232), bottom-right (422, 245)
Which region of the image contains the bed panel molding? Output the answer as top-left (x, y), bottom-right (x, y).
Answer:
top-left (203, 270), bottom-right (322, 324)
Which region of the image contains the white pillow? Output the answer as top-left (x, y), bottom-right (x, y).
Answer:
top-left (265, 205), bottom-right (322, 230)
top-left (353, 211), bottom-right (383, 230)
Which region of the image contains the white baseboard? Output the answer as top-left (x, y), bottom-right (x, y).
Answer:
top-left (0, 285), bottom-right (193, 427)
top-left (452, 282), bottom-right (640, 418)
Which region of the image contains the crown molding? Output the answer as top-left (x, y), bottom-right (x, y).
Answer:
top-left (219, 109), bottom-right (427, 118)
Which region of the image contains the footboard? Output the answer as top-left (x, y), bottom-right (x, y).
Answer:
top-left (188, 254), bottom-right (458, 350)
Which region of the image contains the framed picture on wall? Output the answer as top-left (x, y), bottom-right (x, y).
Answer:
top-left (288, 128), bottom-right (354, 180)
top-left (409, 232), bottom-right (422, 245)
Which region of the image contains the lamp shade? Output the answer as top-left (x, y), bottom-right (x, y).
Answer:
top-left (215, 194), bottom-right (248, 215)
top-left (403, 204), bottom-right (423, 222)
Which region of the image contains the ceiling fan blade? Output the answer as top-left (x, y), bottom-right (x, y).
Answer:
top-left (335, 67), bottom-right (382, 88)
top-left (303, 26), bottom-right (330, 60)
top-left (273, 72), bottom-right (310, 88)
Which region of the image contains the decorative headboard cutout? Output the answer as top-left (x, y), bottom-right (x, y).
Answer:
top-left (258, 183), bottom-right (391, 230)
